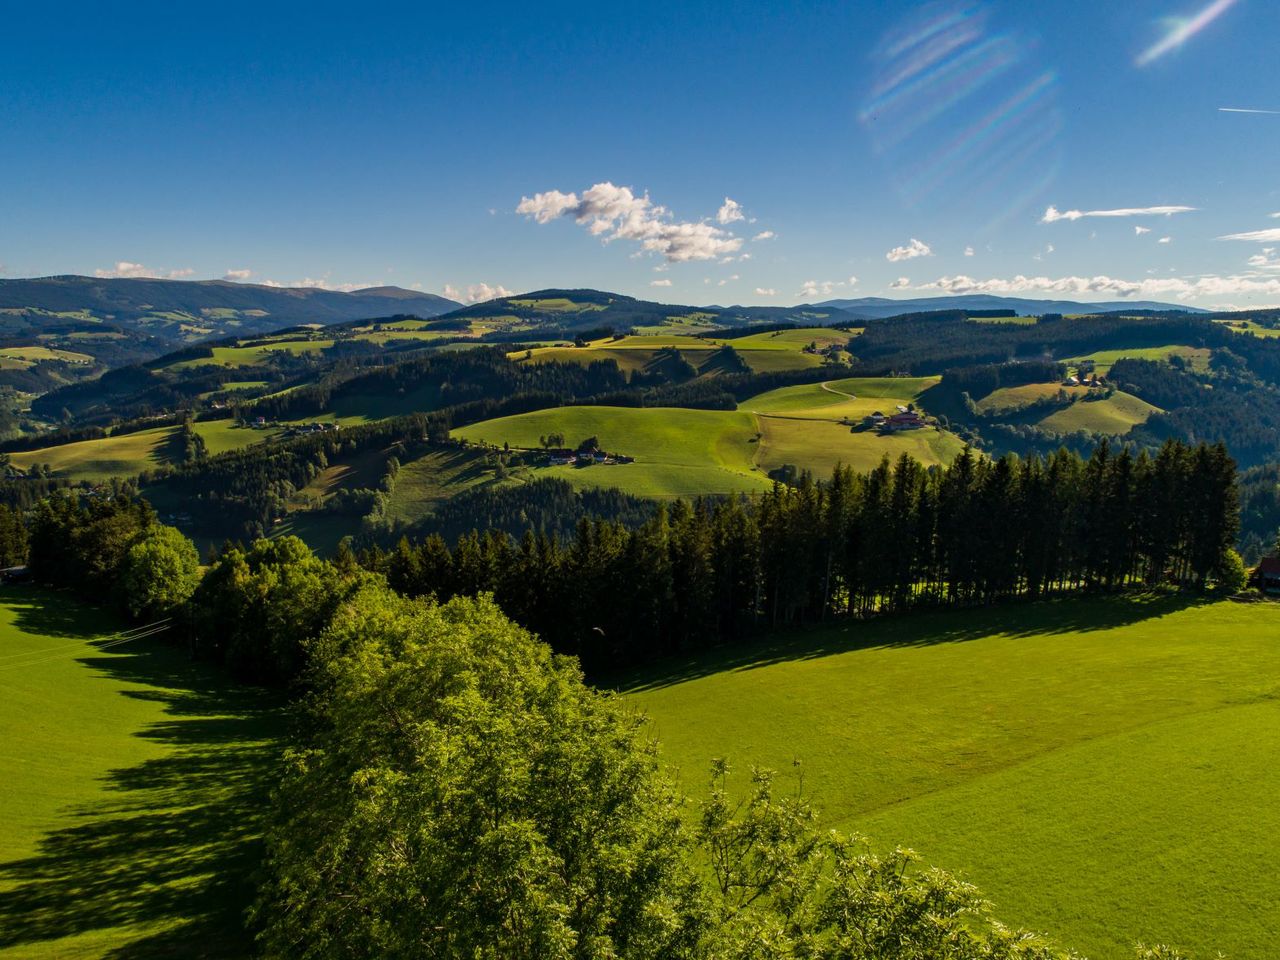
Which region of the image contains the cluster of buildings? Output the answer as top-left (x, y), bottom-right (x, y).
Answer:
top-left (1063, 372), bottom-right (1106, 387)
top-left (545, 448), bottom-right (634, 466)
top-left (250, 416), bottom-right (340, 436)
top-left (860, 405), bottom-right (928, 433)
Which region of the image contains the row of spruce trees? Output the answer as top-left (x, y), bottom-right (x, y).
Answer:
top-left (363, 439), bottom-right (1242, 675)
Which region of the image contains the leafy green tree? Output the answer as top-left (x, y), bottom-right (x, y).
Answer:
top-left (255, 588), bottom-right (706, 959)
top-left (118, 524), bottom-right (200, 618)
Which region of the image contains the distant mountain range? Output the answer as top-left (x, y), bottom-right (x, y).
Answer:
top-left (814, 294), bottom-right (1207, 320)
top-left (0, 276), bottom-right (460, 345)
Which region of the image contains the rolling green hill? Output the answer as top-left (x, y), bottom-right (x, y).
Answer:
top-left (0, 587), bottom-right (282, 957)
top-left (623, 596), bottom-right (1280, 960)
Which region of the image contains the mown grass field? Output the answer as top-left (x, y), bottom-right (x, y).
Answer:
top-left (458, 377), bottom-right (968, 496)
top-left (1063, 345), bottom-right (1210, 375)
top-left (458, 406), bottom-right (772, 497)
top-left (9, 421), bottom-right (282, 481)
top-left (512, 329), bottom-right (844, 375)
top-left (746, 376), bottom-right (965, 475)
top-left (1037, 390), bottom-right (1160, 435)
top-left (0, 587), bottom-right (282, 958)
top-left (385, 447), bottom-right (499, 524)
top-left (623, 596), bottom-right (1280, 960)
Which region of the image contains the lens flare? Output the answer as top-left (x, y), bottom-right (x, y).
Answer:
top-left (1136, 0), bottom-right (1240, 67)
top-left (860, 1), bottom-right (1063, 230)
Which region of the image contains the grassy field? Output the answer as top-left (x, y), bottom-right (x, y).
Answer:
top-left (513, 330), bottom-right (839, 375)
top-left (457, 377), bottom-right (967, 496)
top-left (168, 338), bottom-right (335, 370)
top-left (1062, 345), bottom-right (1210, 375)
top-left (623, 596), bottom-right (1280, 960)
top-left (1037, 391), bottom-right (1160, 435)
top-left (0, 587), bottom-right (282, 958)
top-left (975, 382), bottom-right (1090, 414)
top-left (458, 406), bottom-right (773, 497)
top-left (9, 421), bottom-right (280, 481)
top-left (746, 376), bottom-right (964, 476)
top-left (384, 447), bottom-right (499, 524)
top-left (9, 427), bottom-right (180, 481)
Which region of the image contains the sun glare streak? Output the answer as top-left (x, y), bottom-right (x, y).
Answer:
top-left (1219, 107), bottom-right (1280, 115)
top-left (1136, 0), bottom-right (1240, 66)
top-left (860, 0), bottom-right (1062, 228)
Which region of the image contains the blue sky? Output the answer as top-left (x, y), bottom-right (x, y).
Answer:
top-left (3, 0), bottom-right (1279, 307)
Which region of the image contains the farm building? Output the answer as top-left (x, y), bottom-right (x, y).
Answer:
top-left (882, 407), bottom-right (926, 432)
top-left (1252, 556), bottom-right (1280, 595)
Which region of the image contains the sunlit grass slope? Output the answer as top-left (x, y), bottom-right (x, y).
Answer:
top-left (623, 597), bottom-right (1280, 960)
top-left (458, 405), bottom-right (772, 497)
top-left (745, 376), bottom-right (965, 476)
top-left (1037, 391), bottom-right (1160, 435)
top-left (0, 587), bottom-right (282, 958)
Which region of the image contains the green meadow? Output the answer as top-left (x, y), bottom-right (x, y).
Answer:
top-left (458, 377), bottom-right (968, 496)
top-left (1037, 390), bottom-right (1160, 434)
top-left (0, 587), bottom-right (282, 958)
top-left (623, 596), bottom-right (1280, 960)
top-left (458, 405), bottom-right (772, 497)
top-left (1063, 345), bottom-right (1211, 375)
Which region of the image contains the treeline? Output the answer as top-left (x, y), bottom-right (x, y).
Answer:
top-left (855, 312), bottom-right (1225, 374)
top-left (1118, 357), bottom-right (1280, 467)
top-left (251, 348), bottom-right (629, 421)
top-left (362, 440), bottom-right (1243, 675)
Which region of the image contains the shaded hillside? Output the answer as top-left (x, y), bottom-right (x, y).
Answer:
top-left (0, 276), bottom-right (459, 345)
top-left (817, 293), bottom-right (1208, 319)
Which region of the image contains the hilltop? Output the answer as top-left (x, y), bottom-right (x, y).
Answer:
top-left (817, 293), bottom-right (1208, 319)
top-left (0, 276), bottom-right (459, 346)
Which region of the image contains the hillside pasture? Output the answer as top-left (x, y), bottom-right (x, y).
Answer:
top-left (513, 330), bottom-right (838, 375)
top-left (1036, 390), bottom-right (1160, 435)
top-left (1062, 345), bottom-right (1210, 375)
top-left (0, 587), bottom-right (282, 958)
top-left (168, 338), bottom-right (335, 370)
top-left (457, 406), bottom-right (772, 498)
top-left (623, 596), bottom-right (1280, 960)
top-left (8, 426), bottom-right (180, 481)
top-left (385, 447), bottom-right (500, 525)
top-left (974, 382), bottom-right (1090, 415)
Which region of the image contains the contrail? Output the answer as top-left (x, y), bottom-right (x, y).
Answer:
top-left (1219, 107), bottom-right (1280, 115)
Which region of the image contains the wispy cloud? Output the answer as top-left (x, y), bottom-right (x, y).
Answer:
top-left (1136, 0), bottom-right (1239, 67)
top-left (1159, 236), bottom-right (1172, 244)
top-left (1247, 248), bottom-right (1280, 271)
top-left (223, 269), bottom-right (252, 281)
top-left (889, 277), bottom-right (911, 289)
top-left (517, 182), bottom-right (744, 262)
top-left (754, 287), bottom-right (777, 297)
top-left (1135, 226), bottom-right (1151, 235)
top-left (964, 246), bottom-right (975, 257)
top-left (753, 230), bottom-right (776, 241)
top-left (886, 238), bottom-right (932, 262)
top-left (1219, 227), bottom-right (1280, 243)
top-left (716, 198), bottom-right (745, 224)
top-left (650, 278), bottom-right (672, 287)
top-left (442, 282), bottom-right (513, 303)
top-left (1043, 204), bottom-right (1195, 223)
top-left (1219, 107), bottom-right (1280, 115)
top-left (917, 271), bottom-right (1280, 300)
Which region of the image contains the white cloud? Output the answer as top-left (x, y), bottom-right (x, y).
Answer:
top-left (1159, 236), bottom-right (1172, 244)
top-left (717, 197), bottom-right (745, 224)
top-left (717, 274), bottom-right (740, 287)
top-left (1042, 204), bottom-right (1196, 223)
top-left (916, 272), bottom-right (1280, 301)
top-left (964, 246), bottom-right (975, 257)
top-left (1272, 212), bottom-right (1280, 218)
top-left (1135, 226), bottom-right (1151, 236)
top-left (889, 277), bottom-right (912, 289)
top-left (517, 181), bottom-right (744, 262)
top-left (442, 282), bottom-right (513, 303)
top-left (650, 278), bottom-right (673, 287)
top-left (1219, 227), bottom-right (1280, 243)
top-left (886, 238), bottom-right (932, 262)
top-left (796, 278), bottom-right (856, 298)
top-left (1247, 248), bottom-right (1280, 271)
top-left (94, 261), bottom-right (194, 279)
top-left (223, 269), bottom-right (252, 281)
top-left (754, 287), bottom-right (777, 296)
top-left (753, 230), bottom-right (776, 241)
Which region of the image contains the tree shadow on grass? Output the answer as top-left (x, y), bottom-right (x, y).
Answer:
top-left (614, 592), bottom-right (1217, 694)
top-left (0, 631), bottom-right (285, 958)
